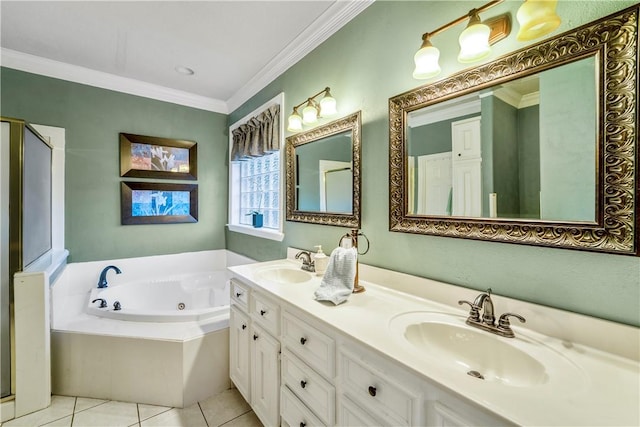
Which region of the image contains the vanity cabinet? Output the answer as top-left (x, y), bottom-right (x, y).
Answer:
top-left (229, 305), bottom-right (250, 401)
top-left (337, 342), bottom-right (424, 426)
top-left (230, 275), bottom-right (509, 427)
top-left (229, 280), bottom-right (281, 427)
top-left (281, 308), bottom-right (336, 426)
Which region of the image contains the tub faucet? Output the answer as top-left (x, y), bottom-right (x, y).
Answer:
top-left (295, 250), bottom-right (315, 272)
top-left (98, 265), bottom-right (121, 288)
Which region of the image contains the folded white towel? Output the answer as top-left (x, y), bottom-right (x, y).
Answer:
top-left (314, 247), bottom-right (357, 305)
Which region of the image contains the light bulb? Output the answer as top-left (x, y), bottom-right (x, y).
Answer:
top-left (516, 0), bottom-right (561, 41)
top-left (287, 111), bottom-right (303, 132)
top-left (302, 102), bottom-right (318, 124)
top-left (458, 12), bottom-right (491, 63)
top-left (413, 37), bottom-right (441, 79)
top-left (319, 92), bottom-right (337, 116)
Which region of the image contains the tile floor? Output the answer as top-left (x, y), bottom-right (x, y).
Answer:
top-left (2, 389), bottom-right (262, 427)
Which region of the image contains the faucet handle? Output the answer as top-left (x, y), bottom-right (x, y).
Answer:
top-left (497, 313), bottom-right (526, 337)
top-left (498, 312), bottom-right (526, 327)
top-left (458, 300), bottom-right (481, 322)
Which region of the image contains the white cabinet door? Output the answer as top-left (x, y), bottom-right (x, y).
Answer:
top-left (251, 323), bottom-right (280, 427)
top-left (229, 305), bottom-right (251, 402)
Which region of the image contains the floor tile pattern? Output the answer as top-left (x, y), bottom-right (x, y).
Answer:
top-left (3, 389), bottom-right (260, 427)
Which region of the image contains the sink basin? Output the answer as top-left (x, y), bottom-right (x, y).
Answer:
top-left (255, 267), bottom-right (312, 284)
top-left (389, 311), bottom-right (585, 389)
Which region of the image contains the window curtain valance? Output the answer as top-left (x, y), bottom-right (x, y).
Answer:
top-left (231, 104), bottom-right (280, 161)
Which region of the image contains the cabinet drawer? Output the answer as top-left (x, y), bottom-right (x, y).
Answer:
top-left (281, 385), bottom-right (325, 427)
top-left (251, 291), bottom-right (280, 336)
top-left (230, 279), bottom-right (249, 309)
top-left (338, 347), bottom-right (419, 426)
top-left (282, 310), bottom-right (335, 378)
top-left (282, 350), bottom-right (335, 425)
top-left (337, 394), bottom-right (382, 427)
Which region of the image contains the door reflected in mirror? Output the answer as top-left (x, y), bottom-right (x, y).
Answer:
top-left (407, 55), bottom-right (597, 222)
top-left (295, 130), bottom-right (353, 214)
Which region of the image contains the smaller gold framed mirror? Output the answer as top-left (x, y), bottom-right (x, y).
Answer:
top-left (286, 111), bottom-right (361, 228)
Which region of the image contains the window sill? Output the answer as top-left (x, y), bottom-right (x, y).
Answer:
top-left (227, 224), bottom-right (285, 242)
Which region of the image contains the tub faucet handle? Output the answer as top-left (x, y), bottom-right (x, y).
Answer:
top-left (113, 301), bottom-right (121, 311)
top-left (92, 298), bottom-right (107, 308)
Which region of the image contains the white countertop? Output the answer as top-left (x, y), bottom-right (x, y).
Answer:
top-left (229, 258), bottom-right (640, 427)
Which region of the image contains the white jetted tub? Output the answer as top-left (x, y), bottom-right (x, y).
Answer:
top-left (87, 272), bottom-right (230, 322)
top-left (50, 250), bottom-right (254, 408)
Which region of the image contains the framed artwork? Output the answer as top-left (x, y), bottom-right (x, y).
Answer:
top-left (120, 133), bottom-right (197, 180)
top-left (121, 182), bottom-right (198, 225)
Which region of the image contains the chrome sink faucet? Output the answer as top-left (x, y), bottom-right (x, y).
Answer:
top-left (295, 250), bottom-right (315, 272)
top-left (459, 288), bottom-right (526, 338)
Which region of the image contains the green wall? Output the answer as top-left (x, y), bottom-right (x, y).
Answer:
top-left (227, 1), bottom-right (640, 327)
top-left (518, 105), bottom-right (540, 218)
top-left (0, 68), bottom-right (228, 262)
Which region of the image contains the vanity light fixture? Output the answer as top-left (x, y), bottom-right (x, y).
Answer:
top-left (516, 0), bottom-right (561, 41)
top-left (413, 0), bottom-right (562, 79)
top-left (287, 87), bottom-right (337, 132)
top-left (412, 0), bottom-right (510, 79)
top-left (457, 10), bottom-right (492, 63)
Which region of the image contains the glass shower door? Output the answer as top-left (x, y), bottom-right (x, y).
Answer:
top-left (1, 120), bottom-right (11, 398)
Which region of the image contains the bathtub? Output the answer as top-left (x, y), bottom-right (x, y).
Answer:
top-left (87, 272), bottom-right (230, 322)
top-left (50, 249), bottom-right (255, 408)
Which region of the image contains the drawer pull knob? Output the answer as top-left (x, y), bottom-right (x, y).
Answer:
top-left (300, 380), bottom-right (307, 389)
top-left (235, 292), bottom-right (242, 297)
top-left (368, 386), bottom-right (377, 397)
top-left (253, 334), bottom-right (258, 341)
top-left (299, 423), bottom-right (306, 427)
top-left (241, 324), bottom-right (247, 330)
top-left (260, 309), bottom-right (266, 316)
top-left (300, 337), bottom-right (307, 345)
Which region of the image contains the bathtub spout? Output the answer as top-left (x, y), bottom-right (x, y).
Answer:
top-left (98, 265), bottom-right (122, 288)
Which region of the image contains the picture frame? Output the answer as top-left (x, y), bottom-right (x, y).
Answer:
top-left (121, 182), bottom-right (198, 225)
top-left (120, 133), bottom-right (197, 180)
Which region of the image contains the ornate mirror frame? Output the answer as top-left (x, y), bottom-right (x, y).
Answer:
top-left (389, 7), bottom-right (639, 255)
top-left (286, 111), bottom-right (361, 228)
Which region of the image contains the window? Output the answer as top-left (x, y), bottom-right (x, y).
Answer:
top-left (228, 93), bottom-right (285, 241)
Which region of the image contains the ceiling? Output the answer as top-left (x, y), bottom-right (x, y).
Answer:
top-left (0, 1), bottom-right (371, 113)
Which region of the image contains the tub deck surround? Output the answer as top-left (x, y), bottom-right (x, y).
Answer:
top-left (50, 250), bottom-right (254, 408)
top-left (229, 256), bottom-right (640, 427)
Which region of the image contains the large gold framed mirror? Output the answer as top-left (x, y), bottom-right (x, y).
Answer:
top-left (286, 111), bottom-right (361, 227)
top-left (389, 7), bottom-right (639, 255)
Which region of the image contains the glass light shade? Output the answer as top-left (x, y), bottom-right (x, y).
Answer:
top-left (287, 112), bottom-right (303, 132)
top-left (516, 0), bottom-right (561, 41)
top-left (457, 20), bottom-right (491, 63)
top-left (319, 95), bottom-right (337, 116)
top-left (413, 40), bottom-right (441, 79)
top-left (302, 103), bottom-right (318, 124)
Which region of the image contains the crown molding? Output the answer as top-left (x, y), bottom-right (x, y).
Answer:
top-left (1, 1), bottom-right (372, 115)
top-left (226, 0), bottom-right (374, 113)
top-left (0, 48), bottom-right (228, 113)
